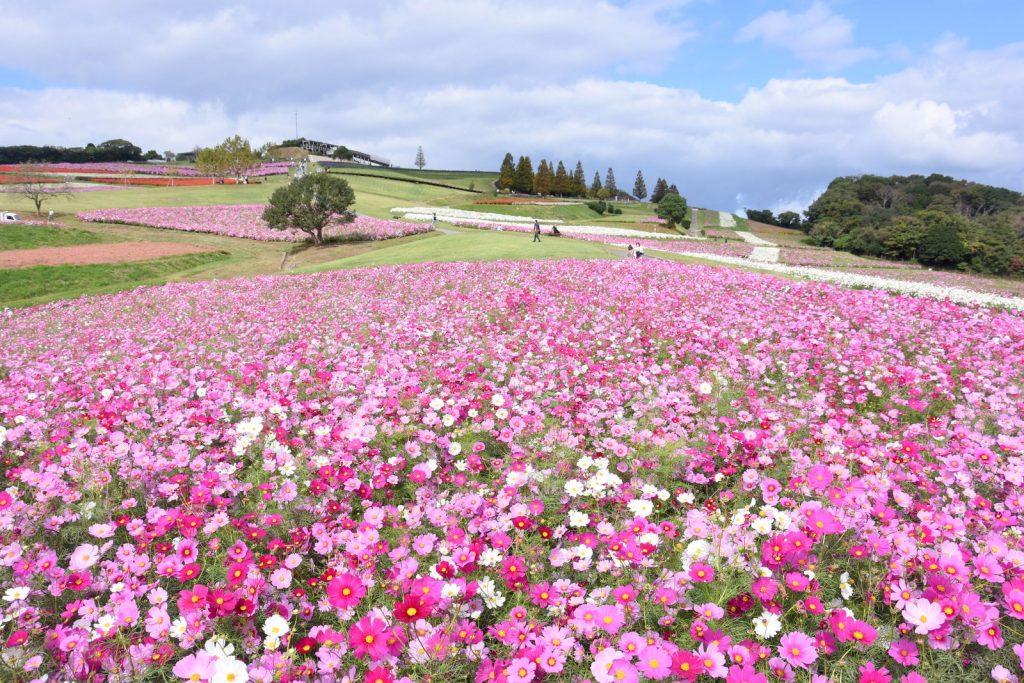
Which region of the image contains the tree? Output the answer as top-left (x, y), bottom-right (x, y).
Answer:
top-left (497, 153), bottom-right (515, 191)
top-left (777, 211), bottom-right (802, 230)
top-left (196, 135), bottom-right (259, 179)
top-left (513, 156), bottom-right (535, 194)
top-left (163, 150), bottom-right (176, 162)
top-left (655, 192), bottom-right (688, 229)
top-left (571, 162), bottom-right (586, 198)
top-left (589, 172), bottom-right (603, 198)
top-left (414, 146), bottom-right (426, 170)
top-left (534, 160), bottom-right (553, 196)
top-left (916, 211), bottom-right (967, 267)
top-left (4, 165), bottom-right (72, 215)
top-left (745, 209), bottom-right (776, 225)
top-left (651, 178), bottom-right (669, 203)
top-left (552, 161), bottom-right (570, 196)
top-left (667, 184), bottom-right (679, 196)
top-left (633, 170), bottom-right (647, 201)
top-left (143, 149), bottom-right (161, 161)
top-left (96, 139), bottom-right (142, 161)
top-left (332, 145), bottom-right (354, 161)
top-left (262, 173), bottom-right (356, 245)
top-left (605, 168), bottom-right (617, 198)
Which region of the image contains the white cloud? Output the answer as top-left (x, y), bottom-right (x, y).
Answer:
top-left (736, 2), bottom-right (875, 70)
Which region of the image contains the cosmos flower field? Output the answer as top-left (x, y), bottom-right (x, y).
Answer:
top-left (2, 259), bottom-right (1024, 682)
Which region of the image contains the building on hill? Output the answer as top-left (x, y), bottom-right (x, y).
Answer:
top-left (297, 139), bottom-right (390, 167)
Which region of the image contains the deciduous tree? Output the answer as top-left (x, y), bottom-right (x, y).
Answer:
top-left (262, 173), bottom-right (355, 245)
top-left (655, 192), bottom-right (688, 229)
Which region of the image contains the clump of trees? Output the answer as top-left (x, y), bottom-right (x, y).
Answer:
top-left (0, 139), bottom-right (143, 164)
top-left (655, 189), bottom-right (688, 228)
top-left (497, 153), bottom-right (663, 201)
top-left (195, 135), bottom-right (260, 180)
top-left (793, 173), bottom-right (1024, 275)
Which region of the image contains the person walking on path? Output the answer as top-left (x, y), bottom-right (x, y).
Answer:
top-left (533, 219), bottom-right (541, 243)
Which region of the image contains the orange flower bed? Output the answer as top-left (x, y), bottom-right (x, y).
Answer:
top-left (79, 176), bottom-right (245, 187)
top-left (474, 198), bottom-right (565, 205)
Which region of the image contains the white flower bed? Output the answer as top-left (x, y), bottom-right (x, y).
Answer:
top-left (719, 212), bottom-right (737, 228)
top-left (749, 246), bottom-right (780, 263)
top-left (690, 254), bottom-right (1024, 309)
top-left (733, 230), bottom-right (776, 246)
top-left (392, 207), bottom-right (562, 224)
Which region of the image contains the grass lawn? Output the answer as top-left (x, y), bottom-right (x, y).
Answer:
top-left (0, 251), bottom-right (230, 308)
top-left (297, 230), bottom-right (616, 272)
top-left (0, 224), bottom-right (117, 250)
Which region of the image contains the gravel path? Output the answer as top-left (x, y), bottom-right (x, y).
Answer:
top-left (0, 242), bottom-right (212, 269)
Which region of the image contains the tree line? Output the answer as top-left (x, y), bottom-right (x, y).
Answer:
top-left (749, 174), bottom-right (1024, 275)
top-left (495, 153), bottom-right (678, 202)
top-left (0, 139), bottom-right (151, 164)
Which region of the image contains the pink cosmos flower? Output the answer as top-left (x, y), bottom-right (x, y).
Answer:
top-left (1004, 588), bottom-right (1024, 620)
top-left (68, 544), bottom-right (100, 571)
top-left (327, 573), bottom-right (366, 609)
top-left (725, 664), bottom-right (768, 683)
top-left (172, 651), bottom-right (215, 681)
top-left (349, 616), bottom-right (390, 660)
top-left (857, 661), bottom-right (892, 683)
top-left (888, 638), bottom-right (919, 665)
top-left (505, 657), bottom-right (536, 683)
top-left (777, 631), bottom-right (817, 669)
top-left (689, 562), bottom-right (715, 583)
top-left (636, 646), bottom-right (671, 680)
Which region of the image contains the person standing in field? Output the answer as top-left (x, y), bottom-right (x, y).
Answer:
top-left (533, 219), bottom-right (541, 243)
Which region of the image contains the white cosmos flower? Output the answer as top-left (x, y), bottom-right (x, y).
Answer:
top-left (752, 611), bottom-right (782, 639)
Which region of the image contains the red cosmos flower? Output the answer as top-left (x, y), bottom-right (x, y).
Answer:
top-left (326, 573), bottom-right (366, 609)
top-left (225, 560), bottom-right (250, 586)
top-left (671, 651), bottom-right (704, 681)
top-left (0, 491), bottom-right (12, 509)
top-left (294, 636), bottom-right (317, 656)
top-left (394, 594), bottom-right (432, 623)
top-left (209, 589), bottom-right (238, 616)
top-left (67, 571), bottom-right (92, 591)
top-left (5, 630), bottom-right (28, 647)
top-left (177, 585), bottom-right (209, 613)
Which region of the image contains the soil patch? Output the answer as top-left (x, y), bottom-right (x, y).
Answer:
top-left (0, 242), bottom-right (213, 269)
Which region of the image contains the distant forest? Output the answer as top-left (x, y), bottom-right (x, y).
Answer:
top-left (0, 139), bottom-right (147, 164)
top-left (752, 174), bottom-right (1024, 276)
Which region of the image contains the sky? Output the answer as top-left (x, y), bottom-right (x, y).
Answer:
top-left (1, 0), bottom-right (1023, 213)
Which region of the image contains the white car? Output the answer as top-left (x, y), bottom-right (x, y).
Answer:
top-left (1, 212), bottom-right (20, 222)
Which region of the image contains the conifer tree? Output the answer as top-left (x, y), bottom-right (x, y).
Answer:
top-left (414, 146), bottom-right (426, 170)
top-left (633, 170), bottom-right (647, 201)
top-left (651, 177), bottom-right (669, 203)
top-left (605, 168), bottom-right (618, 198)
top-left (552, 161), bottom-right (570, 196)
top-left (534, 160), bottom-right (553, 196)
top-left (513, 156), bottom-right (535, 194)
top-left (590, 171), bottom-right (603, 198)
top-left (667, 183), bottom-right (680, 196)
top-left (572, 161), bottom-right (586, 197)
top-left (498, 153), bottom-right (515, 190)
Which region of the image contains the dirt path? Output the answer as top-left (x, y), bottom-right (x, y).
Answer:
top-left (0, 242), bottom-right (213, 269)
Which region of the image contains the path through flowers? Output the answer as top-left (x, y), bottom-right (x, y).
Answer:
top-left (2, 259), bottom-right (1024, 682)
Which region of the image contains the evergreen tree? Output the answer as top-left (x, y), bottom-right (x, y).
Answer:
top-left (571, 161), bottom-right (586, 197)
top-left (513, 156), bottom-right (535, 194)
top-left (916, 211), bottom-right (967, 267)
top-left (414, 146), bottom-right (426, 170)
top-left (651, 177), bottom-right (669, 203)
top-left (498, 153), bottom-right (515, 190)
top-left (655, 193), bottom-right (688, 229)
top-left (633, 170), bottom-right (647, 201)
top-left (589, 171), bottom-right (603, 198)
top-left (534, 160), bottom-right (553, 196)
top-left (552, 161), bottom-right (570, 196)
top-left (667, 184), bottom-right (680, 196)
top-left (605, 168), bottom-right (618, 198)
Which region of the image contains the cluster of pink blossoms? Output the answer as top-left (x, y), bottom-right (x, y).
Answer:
top-left (1, 260), bottom-right (1024, 682)
top-left (76, 205), bottom-right (432, 242)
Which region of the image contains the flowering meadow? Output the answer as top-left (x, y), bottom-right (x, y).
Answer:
top-left (0, 163), bottom-right (292, 178)
top-left (77, 205), bottom-right (431, 243)
top-left (3, 259), bottom-right (1024, 682)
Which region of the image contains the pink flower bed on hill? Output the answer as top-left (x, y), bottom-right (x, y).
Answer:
top-left (0, 162), bottom-right (292, 177)
top-left (77, 205), bottom-right (431, 242)
top-left (2, 259), bottom-right (1024, 680)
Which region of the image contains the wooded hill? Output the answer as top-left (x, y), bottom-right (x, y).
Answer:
top-left (802, 174), bottom-right (1024, 276)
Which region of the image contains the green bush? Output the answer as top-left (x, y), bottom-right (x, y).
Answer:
top-left (586, 201), bottom-right (607, 215)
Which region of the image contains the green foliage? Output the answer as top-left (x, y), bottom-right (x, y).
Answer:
top-left (497, 153), bottom-right (515, 191)
top-left (552, 161), bottom-right (570, 197)
top-left (571, 162), bottom-right (586, 197)
top-left (534, 160), bottom-right (553, 196)
top-left (0, 225), bottom-right (109, 251)
top-left (777, 211), bottom-right (801, 230)
top-left (195, 135), bottom-right (260, 178)
top-left (746, 209), bottom-right (776, 225)
top-left (916, 211), bottom-right (967, 267)
top-left (605, 168), bottom-right (618, 197)
top-left (589, 172), bottom-right (602, 198)
top-left (263, 174), bottom-right (356, 244)
top-left (512, 156), bottom-right (535, 194)
top-left (633, 170), bottom-right (647, 201)
top-left (332, 146), bottom-right (354, 161)
top-left (655, 192), bottom-right (688, 228)
top-left (650, 178), bottom-right (669, 203)
top-left (805, 173), bottom-right (1024, 274)
top-left (587, 200), bottom-right (607, 215)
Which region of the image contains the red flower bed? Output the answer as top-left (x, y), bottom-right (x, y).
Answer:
top-left (78, 176), bottom-right (247, 187)
top-left (474, 198), bottom-right (567, 205)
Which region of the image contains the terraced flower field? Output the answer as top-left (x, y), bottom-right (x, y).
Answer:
top-left (2, 259), bottom-right (1024, 682)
